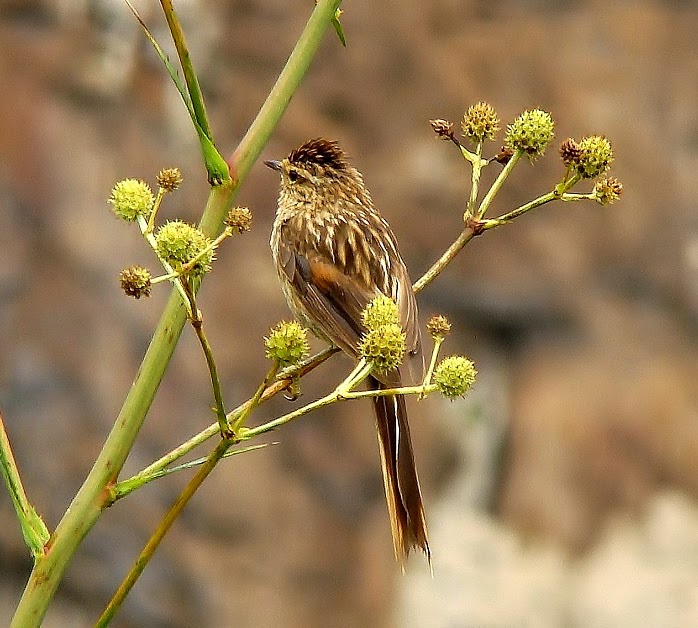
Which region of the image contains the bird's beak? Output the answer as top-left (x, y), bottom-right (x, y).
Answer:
top-left (264, 159), bottom-right (282, 172)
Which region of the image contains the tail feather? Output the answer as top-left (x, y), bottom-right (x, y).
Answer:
top-left (371, 376), bottom-right (430, 566)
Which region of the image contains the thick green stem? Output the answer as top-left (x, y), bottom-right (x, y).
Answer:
top-left (11, 1), bottom-right (341, 624)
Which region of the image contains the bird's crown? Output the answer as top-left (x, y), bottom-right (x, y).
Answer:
top-left (288, 138), bottom-right (348, 171)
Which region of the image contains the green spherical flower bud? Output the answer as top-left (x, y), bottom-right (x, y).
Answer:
top-left (108, 179), bottom-right (154, 222)
top-left (505, 109), bottom-right (555, 159)
top-left (155, 220), bottom-right (214, 277)
top-left (361, 295), bottom-right (400, 331)
top-left (264, 321), bottom-right (309, 365)
top-left (156, 167), bottom-right (183, 192)
top-left (119, 265), bottom-right (152, 299)
top-left (462, 102), bottom-right (500, 142)
top-left (433, 355), bottom-right (477, 399)
top-left (576, 135), bottom-right (614, 178)
top-left (359, 323), bottom-right (406, 374)
top-left (593, 176), bottom-right (623, 205)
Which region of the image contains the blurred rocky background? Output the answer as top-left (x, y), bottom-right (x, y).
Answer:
top-left (1, 0), bottom-right (697, 626)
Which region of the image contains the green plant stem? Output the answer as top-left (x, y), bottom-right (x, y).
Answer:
top-left (101, 360), bottom-right (277, 621)
top-left (465, 140), bottom-right (484, 215)
top-left (190, 308), bottom-right (230, 436)
top-left (341, 384), bottom-right (437, 400)
top-left (477, 148), bottom-right (523, 218)
top-left (96, 439), bottom-right (229, 628)
top-left (11, 2), bottom-right (341, 624)
top-left (225, 0), bottom-right (343, 204)
top-left (232, 363), bottom-right (280, 433)
top-left (243, 377), bottom-right (436, 440)
top-left (480, 175), bottom-right (586, 230)
top-left (145, 187), bottom-right (166, 236)
top-left (412, 226), bottom-right (477, 294)
top-left (0, 409), bottom-right (49, 560)
top-left (137, 215), bottom-right (192, 314)
top-left (419, 337), bottom-right (444, 399)
top-left (112, 443), bottom-right (268, 501)
top-left (114, 423), bottom-right (220, 499)
top-left (118, 347), bottom-right (339, 497)
top-left (159, 0), bottom-right (231, 184)
top-left (160, 0), bottom-right (212, 140)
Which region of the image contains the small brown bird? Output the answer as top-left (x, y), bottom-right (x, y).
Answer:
top-left (266, 138), bottom-right (429, 564)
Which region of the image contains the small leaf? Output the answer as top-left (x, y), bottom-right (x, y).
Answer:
top-left (331, 9), bottom-right (347, 46)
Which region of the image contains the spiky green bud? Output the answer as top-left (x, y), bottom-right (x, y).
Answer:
top-left (362, 295), bottom-right (400, 331)
top-left (108, 179), bottom-right (154, 222)
top-left (576, 135), bottom-right (614, 178)
top-left (155, 220), bottom-right (214, 277)
top-left (593, 176), bottom-right (623, 205)
top-left (156, 167), bottom-right (183, 192)
top-left (264, 321), bottom-right (309, 365)
top-left (225, 206), bottom-right (253, 234)
top-left (462, 102), bottom-right (500, 142)
top-left (505, 109), bottom-right (555, 159)
top-left (433, 355), bottom-right (477, 399)
top-left (427, 315), bottom-right (451, 340)
top-left (359, 323), bottom-right (406, 374)
top-left (119, 265), bottom-right (152, 299)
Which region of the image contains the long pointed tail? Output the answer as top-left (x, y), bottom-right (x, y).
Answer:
top-left (371, 376), bottom-right (430, 566)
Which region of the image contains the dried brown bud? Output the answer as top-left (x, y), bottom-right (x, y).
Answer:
top-left (119, 265), bottom-right (152, 299)
top-left (225, 206), bottom-right (253, 234)
top-left (594, 177), bottom-right (623, 205)
top-left (494, 146), bottom-right (514, 165)
top-left (559, 138), bottom-right (582, 167)
top-left (427, 315), bottom-right (452, 340)
top-left (430, 118), bottom-right (455, 140)
top-left (156, 167), bottom-right (183, 192)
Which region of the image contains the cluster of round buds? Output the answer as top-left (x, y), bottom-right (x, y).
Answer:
top-left (361, 295), bottom-right (400, 329)
top-left (576, 136), bottom-right (614, 178)
top-left (505, 109), bottom-right (555, 159)
top-left (559, 136), bottom-right (614, 178)
top-left (433, 355), bottom-right (477, 399)
top-left (264, 321), bottom-right (309, 366)
top-left (359, 296), bottom-right (406, 373)
top-left (593, 177), bottom-right (623, 205)
top-left (427, 315), bottom-right (451, 341)
top-left (156, 167), bottom-right (183, 192)
top-left (225, 206), bottom-right (253, 234)
top-left (155, 220), bottom-right (214, 277)
top-left (109, 179), bottom-right (154, 222)
top-left (461, 102), bottom-right (500, 143)
top-left (119, 265), bottom-right (152, 299)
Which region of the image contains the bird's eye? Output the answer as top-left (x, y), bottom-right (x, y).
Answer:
top-left (288, 170), bottom-right (300, 182)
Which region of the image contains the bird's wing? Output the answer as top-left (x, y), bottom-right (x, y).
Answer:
top-left (276, 234), bottom-right (376, 358)
top-left (276, 220), bottom-right (423, 385)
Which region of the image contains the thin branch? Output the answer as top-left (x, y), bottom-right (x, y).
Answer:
top-left (476, 148), bottom-right (523, 218)
top-left (112, 443), bottom-right (269, 501)
top-left (96, 439), bottom-right (229, 627)
top-left (412, 227), bottom-right (477, 294)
